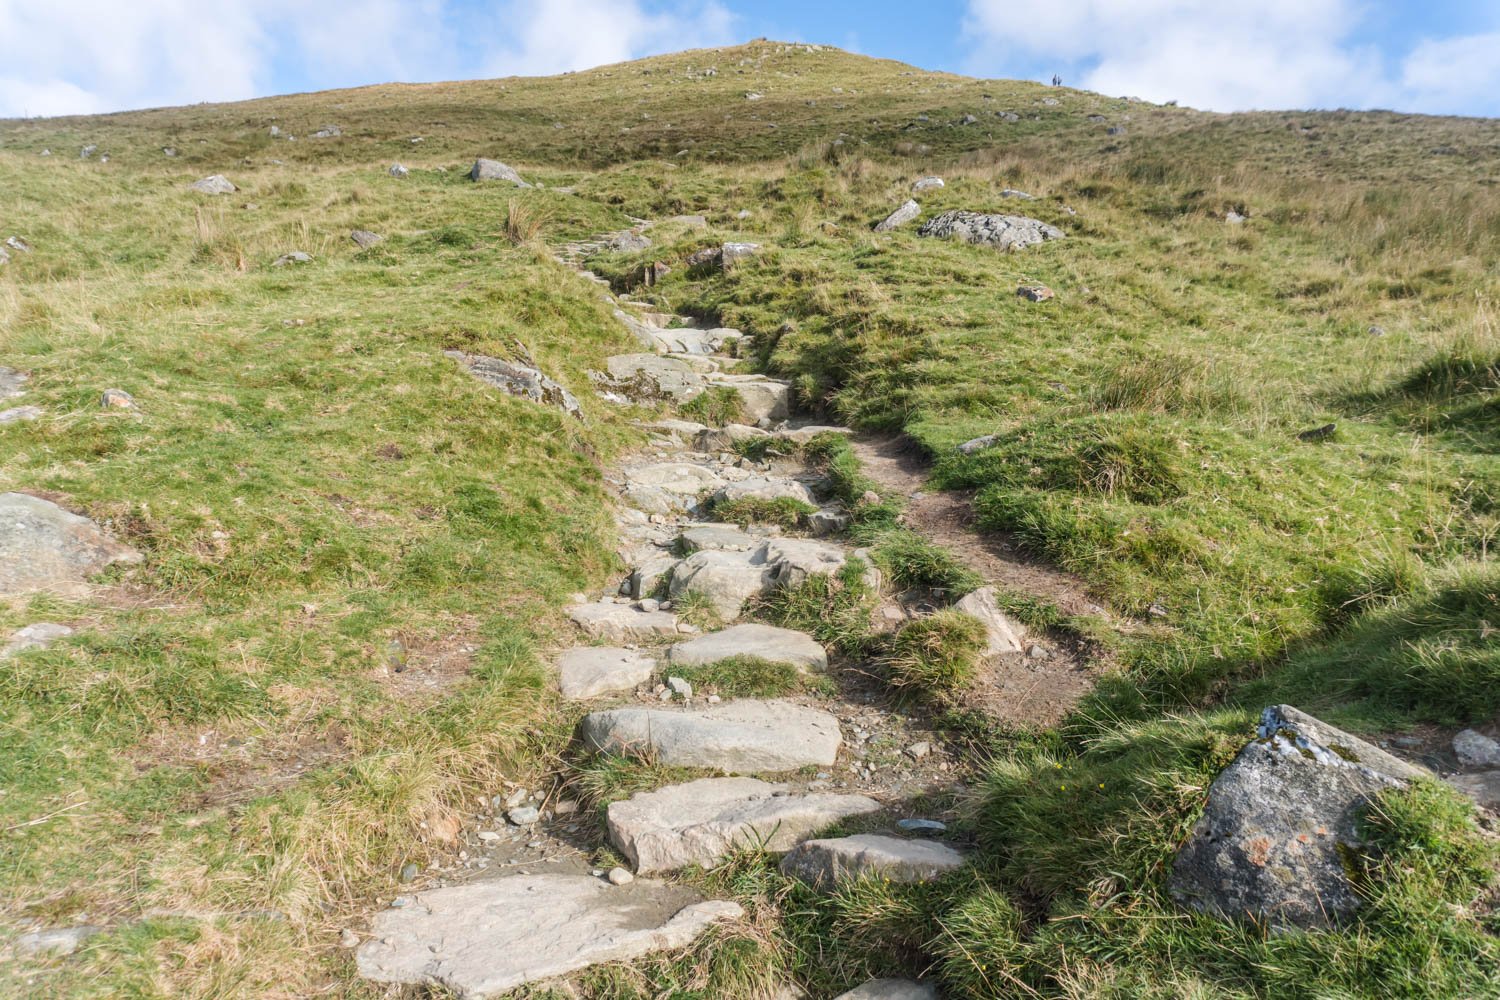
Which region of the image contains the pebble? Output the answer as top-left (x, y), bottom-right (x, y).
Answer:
top-left (906, 741), bottom-right (931, 760)
top-left (607, 866), bottom-right (634, 885)
top-left (507, 806), bottom-right (540, 826)
top-left (668, 676), bottom-right (693, 698)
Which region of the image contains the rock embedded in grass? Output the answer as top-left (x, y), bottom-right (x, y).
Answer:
top-left (1017, 284), bottom-right (1054, 302)
top-left (14, 925), bottom-right (102, 958)
top-left (557, 647), bottom-right (656, 699)
top-left (0, 367), bottom-right (27, 399)
top-left (607, 776), bottom-right (880, 873)
top-left (0, 492), bottom-right (143, 599)
top-left (356, 874), bottom-right (741, 996)
top-left (1169, 704), bottom-right (1430, 930)
top-left (0, 405), bottom-right (42, 424)
top-left (1447, 771), bottom-right (1500, 811)
top-left (917, 210), bottom-right (1064, 251)
top-left (835, 980), bottom-right (939, 1000)
top-left (1, 622), bottom-right (74, 660)
top-left (388, 163), bottom-right (408, 177)
top-left (779, 834), bottom-right (968, 889)
top-left (667, 623), bottom-right (828, 673)
top-left (579, 699), bottom-right (843, 772)
top-left (446, 350), bottom-right (581, 419)
top-left (188, 174), bottom-right (236, 195)
top-left (874, 199), bottom-right (921, 232)
top-left (668, 549), bottom-right (775, 619)
top-left (953, 587), bottom-right (1026, 656)
top-left (350, 229), bottom-right (384, 249)
top-left (956, 434), bottom-right (997, 455)
top-left (911, 176), bottom-right (945, 192)
top-left (469, 157), bottom-right (530, 186)
top-left (272, 251), bottom-right (312, 266)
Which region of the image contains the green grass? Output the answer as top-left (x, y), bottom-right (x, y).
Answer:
top-left (679, 384), bottom-right (746, 425)
top-left (883, 610), bottom-right (989, 699)
top-left (711, 495), bottom-right (818, 529)
top-left (753, 559), bottom-right (878, 657)
top-left (665, 655), bottom-right (826, 699)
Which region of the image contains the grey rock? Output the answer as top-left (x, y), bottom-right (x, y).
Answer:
top-left (355, 874), bottom-right (741, 996)
top-left (567, 603), bottom-right (681, 643)
top-left (957, 434), bottom-right (997, 455)
top-left (558, 647), bottom-right (656, 699)
top-left (579, 699), bottom-right (843, 772)
top-left (1453, 730), bottom-right (1500, 769)
top-left (447, 350), bottom-right (581, 419)
top-left (780, 834), bottom-right (967, 889)
top-left (79, 144), bottom-right (97, 159)
top-left (1, 622), bottom-right (74, 660)
top-left (625, 461), bottom-right (724, 496)
top-left (679, 523), bottom-right (762, 553)
top-left (874, 199), bottom-right (921, 232)
top-left (608, 777), bottom-right (880, 874)
top-left (5, 235), bottom-right (32, 253)
top-left (469, 158), bottom-right (530, 186)
top-left (0, 246), bottom-right (8, 266)
top-left (706, 375), bottom-right (791, 423)
top-left (897, 818), bottom-right (946, 833)
top-left (1226, 210), bottom-right (1246, 224)
top-left (760, 537), bottom-right (847, 589)
top-left (599, 353), bottom-right (707, 403)
top-left (808, 507), bottom-right (850, 537)
top-left (189, 174), bottom-right (236, 195)
top-left (507, 806), bottom-right (540, 825)
top-left (268, 125), bottom-right (281, 137)
top-left (953, 587), bottom-right (1026, 655)
top-left (835, 980), bottom-right (939, 1000)
top-left (694, 423), bottom-right (770, 452)
top-left (607, 866), bottom-right (633, 885)
top-left (667, 675), bottom-right (693, 697)
top-left (163, 147), bottom-right (178, 157)
top-left (0, 367), bottom-right (27, 400)
top-left (1447, 771), bottom-right (1500, 811)
top-left (0, 405), bottom-right (42, 424)
top-left (14, 925), bottom-right (102, 957)
top-left (1017, 284), bottom-right (1055, 302)
top-left (721, 242), bottom-right (761, 269)
top-left (714, 476), bottom-right (815, 506)
top-left (668, 548), bottom-right (774, 619)
top-left (628, 554), bottom-right (681, 600)
top-left (667, 623), bottom-right (828, 673)
top-left (100, 388), bottom-right (134, 409)
top-left (0, 493), bottom-right (142, 598)
top-left (272, 251), bottom-right (312, 266)
top-left (389, 163), bottom-right (409, 178)
top-left (350, 229), bottom-right (384, 249)
top-left (311, 124), bottom-right (342, 138)
top-left (917, 210), bottom-right (1064, 251)
top-left (1001, 188), bottom-right (1035, 200)
top-left (1169, 705), bottom-right (1427, 929)
top-left (607, 231), bottom-right (652, 253)
top-left (911, 176), bottom-right (945, 193)
top-left (664, 214), bottom-right (709, 229)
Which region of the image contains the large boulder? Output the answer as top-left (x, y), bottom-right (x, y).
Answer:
top-left (579, 699), bottom-right (843, 772)
top-left (0, 493), bottom-right (142, 598)
top-left (953, 587), bottom-right (1025, 655)
top-left (557, 647), bottom-right (657, 699)
top-left (780, 834), bottom-right (967, 889)
top-left (917, 210), bottom-right (1064, 251)
top-left (446, 351), bottom-right (580, 419)
top-left (760, 538), bottom-right (847, 588)
top-left (667, 623), bottom-right (827, 673)
top-left (1169, 705), bottom-right (1429, 929)
top-left (356, 874), bottom-right (741, 997)
top-left (469, 158), bottom-right (530, 186)
top-left (607, 777), bottom-right (880, 873)
top-left (874, 199), bottom-right (921, 232)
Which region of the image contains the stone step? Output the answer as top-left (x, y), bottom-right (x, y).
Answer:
top-left (608, 776), bottom-right (880, 874)
top-left (558, 647), bottom-right (657, 699)
top-left (566, 602), bottom-right (682, 643)
top-left (356, 874), bottom-right (742, 997)
top-left (579, 699), bottom-right (843, 773)
top-left (667, 623), bottom-right (827, 673)
top-left (778, 834), bottom-right (968, 889)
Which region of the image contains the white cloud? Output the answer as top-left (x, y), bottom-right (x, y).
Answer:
top-left (480, 0), bottom-right (736, 77)
top-left (961, 0), bottom-right (1498, 115)
top-left (0, 0), bottom-right (737, 118)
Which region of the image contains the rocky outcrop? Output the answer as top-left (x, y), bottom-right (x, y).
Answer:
top-left (917, 210), bottom-right (1064, 251)
top-left (356, 874), bottom-right (741, 997)
top-left (607, 777), bottom-right (880, 873)
top-left (579, 699), bottom-right (843, 772)
top-left (780, 834), bottom-right (967, 889)
top-left (1169, 705), bottom-right (1428, 929)
top-left (446, 351), bottom-right (581, 418)
top-left (0, 493), bottom-right (142, 598)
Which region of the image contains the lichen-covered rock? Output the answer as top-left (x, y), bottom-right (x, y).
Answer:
top-left (446, 350), bottom-right (581, 418)
top-left (0, 493), bottom-right (142, 598)
top-left (1169, 704), bottom-right (1428, 929)
top-left (917, 210), bottom-right (1064, 251)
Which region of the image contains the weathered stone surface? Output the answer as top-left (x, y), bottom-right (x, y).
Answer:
top-left (607, 231), bottom-right (652, 253)
top-left (579, 699), bottom-right (843, 772)
top-left (14, 925), bottom-right (102, 958)
top-left (189, 174), bottom-right (235, 195)
top-left (668, 623), bottom-right (827, 673)
top-left (918, 210), bottom-right (1064, 251)
top-left (0, 405), bottom-right (42, 424)
top-left (1453, 730), bottom-right (1500, 769)
top-left (760, 538), bottom-right (847, 588)
top-left (957, 434), bottom-right (997, 455)
top-left (469, 158), bottom-right (530, 186)
top-left (1169, 705), bottom-right (1427, 929)
top-left (1017, 284), bottom-right (1054, 302)
top-left (695, 423), bottom-right (769, 452)
top-left (911, 176), bottom-right (945, 193)
top-left (715, 477), bottom-right (816, 506)
top-left (668, 549), bottom-right (774, 619)
top-left (567, 602), bottom-right (681, 643)
top-left (1447, 771), bottom-right (1500, 811)
top-left (0, 367), bottom-right (25, 400)
top-left (628, 554), bottom-right (681, 600)
top-left (721, 242), bottom-right (761, 269)
top-left (558, 647), bottom-right (657, 699)
top-left (1, 622), bottom-right (74, 660)
top-left (356, 874), bottom-right (740, 998)
top-left (100, 388), bottom-right (135, 409)
top-left (350, 229), bottom-right (384, 249)
top-left (447, 350), bottom-right (581, 418)
top-left (0, 493), bottom-right (142, 598)
top-left (680, 523), bottom-right (763, 553)
top-left (953, 587), bottom-right (1026, 655)
top-left (780, 834), bottom-right (967, 888)
top-left (273, 251), bottom-right (312, 266)
top-left (778, 424), bottom-right (853, 445)
top-left (708, 376), bottom-right (791, 423)
top-left (5, 235), bottom-right (32, 253)
top-left (311, 124), bottom-right (342, 138)
top-left (600, 354), bottom-right (707, 402)
top-left (608, 777), bottom-right (880, 874)
top-left (835, 980), bottom-right (939, 1000)
top-left (874, 199), bottom-right (921, 232)
top-left (625, 462), bottom-right (723, 496)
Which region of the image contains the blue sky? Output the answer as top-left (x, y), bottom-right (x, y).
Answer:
top-left (2, 0), bottom-right (1498, 119)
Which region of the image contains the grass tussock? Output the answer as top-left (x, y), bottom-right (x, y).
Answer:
top-left (712, 495), bottom-right (818, 530)
top-left (884, 610), bottom-right (988, 699)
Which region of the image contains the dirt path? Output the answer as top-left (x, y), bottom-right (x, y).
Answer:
top-left (852, 433), bottom-right (1112, 726)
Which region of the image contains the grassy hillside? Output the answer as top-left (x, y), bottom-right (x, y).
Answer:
top-left (1, 39), bottom-right (1497, 999)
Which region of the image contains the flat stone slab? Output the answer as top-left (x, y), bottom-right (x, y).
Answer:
top-left (706, 376), bottom-right (790, 423)
top-left (0, 493), bottom-right (143, 598)
top-left (356, 874), bottom-right (740, 998)
top-left (760, 538), bottom-right (848, 588)
top-left (836, 980), bottom-right (939, 1000)
top-left (715, 477), bottom-right (816, 506)
top-left (625, 462), bottom-right (724, 495)
top-left (1, 622), bottom-right (74, 660)
top-left (579, 699), bottom-right (843, 773)
top-left (602, 354), bottom-right (706, 402)
top-left (608, 777), bottom-right (880, 874)
top-left (558, 647), bottom-right (657, 699)
top-left (695, 424), bottom-right (769, 451)
top-left (779, 834), bottom-right (967, 889)
top-left (668, 549), bottom-right (774, 619)
top-left (874, 199), bottom-right (921, 232)
top-left (667, 624), bottom-right (827, 673)
top-left (1169, 704), bottom-right (1427, 929)
top-left (567, 603), bottom-right (681, 643)
top-left (0, 405), bottom-right (43, 424)
top-left (954, 586), bottom-right (1026, 656)
top-left (680, 523), bottom-right (765, 553)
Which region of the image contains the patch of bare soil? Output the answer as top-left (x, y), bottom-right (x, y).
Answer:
top-left (852, 433), bottom-right (1113, 727)
top-left (134, 720), bottom-right (352, 810)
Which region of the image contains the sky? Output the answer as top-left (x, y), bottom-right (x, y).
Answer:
top-left (1, 0), bottom-right (1497, 119)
